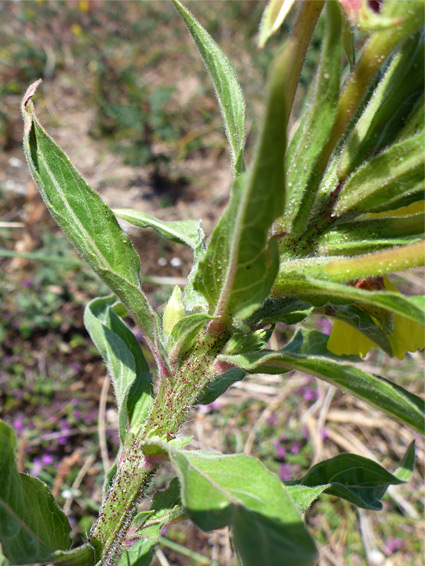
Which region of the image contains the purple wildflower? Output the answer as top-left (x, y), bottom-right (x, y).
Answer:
top-left (13, 415), bottom-right (24, 434)
top-left (266, 412), bottom-right (278, 426)
top-left (30, 457), bottom-right (43, 477)
top-left (290, 441), bottom-right (302, 454)
top-left (41, 454), bottom-right (54, 466)
top-left (276, 445), bottom-right (287, 460)
top-left (384, 538), bottom-right (403, 555)
top-left (278, 463), bottom-right (293, 482)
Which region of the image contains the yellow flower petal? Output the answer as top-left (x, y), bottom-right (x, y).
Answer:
top-left (327, 276), bottom-right (425, 359)
top-left (327, 319), bottom-right (377, 357)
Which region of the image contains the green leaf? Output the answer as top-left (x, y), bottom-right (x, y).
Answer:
top-left (118, 538), bottom-right (156, 566)
top-left (337, 32), bottom-right (424, 181)
top-left (165, 447), bottom-right (317, 566)
top-left (194, 28), bottom-right (298, 326)
top-left (273, 276), bottom-right (425, 326)
top-left (223, 327), bottom-right (273, 356)
top-left (113, 209), bottom-right (204, 250)
top-left (171, 0), bottom-right (245, 175)
top-left (196, 368), bottom-right (246, 405)
top-left (287, 443), bottom-right (414, 511)
top-left (221, 345), bottom-right (425, 434)
top-left (319, 213), bottom-right (425, 253)
top-left (49, 544), bottom-right (99, 566)
top-left (166, 313), bottom-right (213, 362)
top-left (84, 296), bottom-right (153, 441)
top-left (334, 132), bottom-right (425, 215)
top-left (282, 0), bottom-right (343, 235)
top-left (0, 420), bottom-right (71, 563)
top-left (183, 231), bottom-right (209, 314)
top-left (287, 442), bottom-right (414, 512)
top-left (258, 0), bottom-right (296, 48)
top-left (21, 83), bottom-right (164, 366)
top-left (133, 478), bottom-right (185, 541)
top-left (248, 297), bottom-right (313, 326)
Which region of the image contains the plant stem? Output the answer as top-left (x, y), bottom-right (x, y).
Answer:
top-left (89, 329), bottom-right (228, 564)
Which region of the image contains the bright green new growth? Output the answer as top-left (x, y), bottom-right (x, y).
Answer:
top-left (1, 1), bottom-right (424, 565)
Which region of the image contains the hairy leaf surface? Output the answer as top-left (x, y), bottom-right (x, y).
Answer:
top-left (0, 421), bottom-right (71, 563)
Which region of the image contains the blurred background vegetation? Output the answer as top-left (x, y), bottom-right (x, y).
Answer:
top-left (0, 1), bottom-right (423, 565)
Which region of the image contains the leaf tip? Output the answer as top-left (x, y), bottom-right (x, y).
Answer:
top-left (21, 79), bottom-right (42, 114)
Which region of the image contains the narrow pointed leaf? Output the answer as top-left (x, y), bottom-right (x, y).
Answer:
top-left (172, 0), bottom-right (245, 174)
top-left (84, 296), bottom-right (153, 441)
top-left (334, 133), bottom-right (425, 215)
top-left (287, 443), bottom-right (414, 512)
top-left (0, 421), bottom-right (71, 563)
top-left (155, 444), bottom-right (317, 566)
top-left (337, 32), bottom-right (424, 181)
top-left (21, 82), bottom-right (163, 363)
top-left (221, 348), bottom-right (425, 434)
top-left (273, 276), bottom-right (425, 326)
top-left (114, 209), bottom-right (203, 250)
top-left (282, 0), bottom-right (342, 235)
top-left (194, 32), bottom-right (295, 326)
top-left (196, 367), bottom-right (246, 405)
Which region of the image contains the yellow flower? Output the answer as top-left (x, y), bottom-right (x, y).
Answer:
top-left (327, 277), bottom-right (425, 359)
top-left (78, 0), bottom-right (90, 13)
top-left (71, 23), bottom-right (83, 37)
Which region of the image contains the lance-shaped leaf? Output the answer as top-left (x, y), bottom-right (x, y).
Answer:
top-left (321, 212), bottom-right (425, 245)
top-left (334, 132), bottom-right (425, 215)
top-left (273, 270), bottom-right (425, 325)
top-left (148, 443), bottom-right (317, 566)
top-left (196, 367), bottom-right (246, 405)
top-left (337, 31), bottom-right (424, 181)
top-left (287, 442), bottom-right (414, 513)
top-left (0, 420), bottom-right (71, 564)
top-left (84, 296), bottom-right (153, 441)
top-left (171, 0), bottom-right (245, 175)
top-left (194, 31), bottom-right (296, 326)
top-left (221, 345), bottom-right (425, 434)
top-left (21, 82), bottom-right (164, 366)
top-left (281, 0), bottom-right (342, 236)
top-left (114, 209), bottom-right (203, 250)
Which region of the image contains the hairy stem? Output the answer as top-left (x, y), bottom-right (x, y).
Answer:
top-left (89, 329), bottom-right (228, 564)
